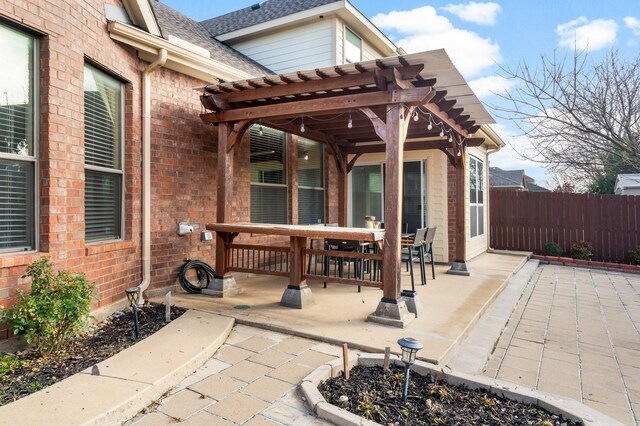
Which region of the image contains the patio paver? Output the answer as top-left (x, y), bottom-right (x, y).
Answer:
top-left (482, 265), bottom-right (640, 426)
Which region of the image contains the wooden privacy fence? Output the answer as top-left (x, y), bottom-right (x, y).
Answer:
top-left (490, 190), bottom-right (640, 263)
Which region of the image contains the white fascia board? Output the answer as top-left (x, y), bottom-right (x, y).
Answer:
top-left (478, 124), bottom-right (505, 150)
top-left (108, 21), bottom-right (256, 83)
top-left (121, 0), bottom-right (161, 36)
top-left (216, 1), bottom-right (345, 41)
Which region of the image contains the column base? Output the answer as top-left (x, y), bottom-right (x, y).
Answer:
top-left (446, 260), bottom-right (471, 276)
top-left (367, 298), bottom-right (414, 328)
top-left (400, 290), bottom-right (423, 318)
top-left (280, 285), bottom-right (315, 309)
top-left (201, 275), bottom-right (243, 297)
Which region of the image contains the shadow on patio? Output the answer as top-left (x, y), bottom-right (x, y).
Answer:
top-left (156, 252), bottom-right (528, 364)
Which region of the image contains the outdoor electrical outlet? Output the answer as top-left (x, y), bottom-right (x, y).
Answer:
top-left (178, 222), bottom-right (194, 235)
top-left (201, 230), bottom-right (213, 241)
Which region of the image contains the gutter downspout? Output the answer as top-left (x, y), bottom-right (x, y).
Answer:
top-left (137, 48), bottom-right (167, 304)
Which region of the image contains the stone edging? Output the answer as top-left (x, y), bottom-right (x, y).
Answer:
top-left (532, 255), bottom-right (640, 274)
top-left (299, 354), bottom-right (623, 426)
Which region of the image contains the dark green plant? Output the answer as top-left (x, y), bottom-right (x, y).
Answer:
top-left (0, 258), bottom-right (96, 356)
top-left (571, 241), bottom-right (593, 260)
top-left (629, 247), bottom-right (640, 266)
top-left (543, 242), bottom-right (564, 257)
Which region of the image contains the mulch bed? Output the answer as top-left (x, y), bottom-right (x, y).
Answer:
top-left (319, 364), bottom-right (581, 425)
top-left (0, 303), bottom-right (185, 406)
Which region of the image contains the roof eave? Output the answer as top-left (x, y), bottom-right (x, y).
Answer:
top-left (215, 0), bottom-right (400, 57)
top-left (121, 0), bottom-right (162, 36)
top-left (108, 21), bottom-right (257, 83)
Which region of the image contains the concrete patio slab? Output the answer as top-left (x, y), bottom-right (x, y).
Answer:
top-left (158, 252), bottom-right (528, 364)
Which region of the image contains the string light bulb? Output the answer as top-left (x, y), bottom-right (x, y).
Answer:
top-left (427, 115), bottom-right (433, 131)
top-left (413, 110), bottom-right (419, 122)
top-left (448, 133), bottom-right (453, 143)
top-left (300, 114), bottom-right (305, 133)
top-left (258, 120), bottom-right (263, 136)
top-left (347, 110), bottom-right (353, 129)
top-left (439, 126), bottom-right (445, 138)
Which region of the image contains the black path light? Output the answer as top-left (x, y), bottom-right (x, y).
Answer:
top-left (125, 287), bottom-right (141, 339)
top-left (397, 337), bottom-right (424, 401)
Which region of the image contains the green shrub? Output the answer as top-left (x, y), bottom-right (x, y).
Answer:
top-left (571, 241), bottom-right (593, 261)
top-left (629, 247), bottom-right (640, 266)
top-left (0, 258), bottom-right (96, 356)
top-left (543, 242), bottom-right (564, 257)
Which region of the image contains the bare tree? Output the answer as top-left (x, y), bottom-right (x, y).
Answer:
top-left (493, 50), bottom-right (640, 181)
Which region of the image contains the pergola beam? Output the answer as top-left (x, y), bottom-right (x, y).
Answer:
top-left (200, 87), bottom-right (434, 124)
top-left (345, 137), bottom-right (484, 154)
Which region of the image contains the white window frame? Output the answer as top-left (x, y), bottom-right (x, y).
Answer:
top-left (249, 124), bottom-right (288, 224)
top-left (0, 23), bottom-right (38, 253)
top-left (83, 63), bottom-right (125, 242)
top-left (297, 138), bottom-right (324, 224)
top-left (344, 26), bottom-right (362, 64)
top-left (469, 155), bottom-right (485, 238)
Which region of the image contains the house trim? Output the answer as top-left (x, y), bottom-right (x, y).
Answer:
top-left (107, 21), bottom-right (256, 83)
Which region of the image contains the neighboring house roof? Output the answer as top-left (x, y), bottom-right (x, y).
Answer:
top-left (150, 1), bottom-right (271, 77)
top-left (615, 173), bottom-right (640, 195)
top-left (200, 0), bottom-right (338, 37)
top-left (490, 167), bottom-right (525, 189)
top-left (489, 167), bottom-right (549, 192)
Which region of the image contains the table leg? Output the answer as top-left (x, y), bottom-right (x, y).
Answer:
top-left (280, 236), bottom-right (315, 309)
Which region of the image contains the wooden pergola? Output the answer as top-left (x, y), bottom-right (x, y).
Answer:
top-left (199, 49), bottom-right (494, 325)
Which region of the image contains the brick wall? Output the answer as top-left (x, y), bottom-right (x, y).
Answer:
top-left (0, 0), bottom-right (346, 341)
top-left (0, 0), bottom-right (221, 338)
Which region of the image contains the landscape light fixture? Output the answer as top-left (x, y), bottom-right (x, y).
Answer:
top-left (397, 337), bottom-right (423, 401)
top-left (125, 287), bottom-right (141, 339)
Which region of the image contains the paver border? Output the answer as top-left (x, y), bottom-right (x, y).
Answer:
top-left (299, 354), bottom-right (624, 426)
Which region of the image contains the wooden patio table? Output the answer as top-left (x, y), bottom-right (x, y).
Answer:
top-left (206, 222), bottom-right (385, 308)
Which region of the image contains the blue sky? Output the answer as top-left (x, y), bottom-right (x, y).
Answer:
top-left (162, 0), bottom-right (640, 186)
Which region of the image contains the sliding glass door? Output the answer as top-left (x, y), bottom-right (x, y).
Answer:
top-left (350, 160), bottom-right (427, 232)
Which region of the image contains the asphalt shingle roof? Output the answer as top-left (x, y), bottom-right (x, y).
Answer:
top-left (489, 167), bottom-right (525, 188)
top-left (150, 1), bottom-right (271, 77)
top-left (200, 0), bottom-right (338, 37)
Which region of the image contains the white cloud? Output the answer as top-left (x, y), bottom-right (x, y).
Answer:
top-left (556, 17), bottom-right (617, 51)
top-left (442, 2), bottom-right (501, 26)
top-left (371, 6), bottom-right (501, 77)
top-left (468, 75), bottom-right (516, 99)
top-left (624, 16), bottom-right (640, 36)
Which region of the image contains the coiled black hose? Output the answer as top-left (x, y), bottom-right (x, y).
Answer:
top-left (178, 259), bottom-right (219, 294)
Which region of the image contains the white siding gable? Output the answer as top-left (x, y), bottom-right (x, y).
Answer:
top-left (230, 19), bottom-right (334, 74)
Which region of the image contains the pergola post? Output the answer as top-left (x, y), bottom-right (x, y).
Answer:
top-left (367, 104), bottom-right (413, 327)
top-left (203, 122), bottom-right (242, 297)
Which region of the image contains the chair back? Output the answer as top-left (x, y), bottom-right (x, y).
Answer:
top-left (413, 228), bottom-right (427, 248)
top-left (424, 227), bottom-right (437, 247)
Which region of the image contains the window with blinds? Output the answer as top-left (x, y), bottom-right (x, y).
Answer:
top-left (297, 138), bottom-right (324, 224)
top-left (84, 64), bottom-right (123, 241)
top-left (250, 125), bottom-right (287, 223)
top-left (0, 24), bottom-right (35, 252)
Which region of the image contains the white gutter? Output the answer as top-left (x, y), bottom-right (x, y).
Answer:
top-left (137, 48), bottom-right (167, 305)
top-left (108, 21), bottom-right (256, 83)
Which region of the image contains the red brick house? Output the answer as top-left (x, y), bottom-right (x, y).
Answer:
top-left (0, 0), bottom-right (503, 335)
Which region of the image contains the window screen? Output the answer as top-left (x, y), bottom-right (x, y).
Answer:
top-left (469, 156), bottom-right (485, 237)
top-left (84, 64), bottom-right (123, 241)
top-left (0, 24), bottom-right (35, 252)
